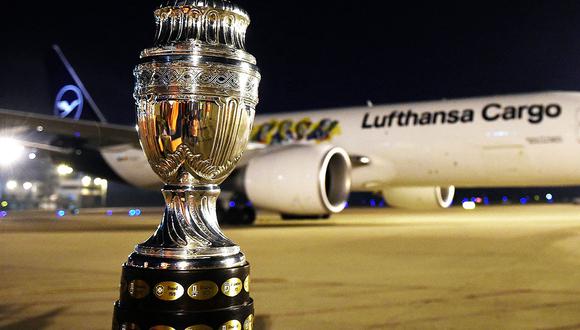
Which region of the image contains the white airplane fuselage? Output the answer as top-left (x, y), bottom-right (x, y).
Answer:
top-left (101, 91), bottom-right (580, 191)
top-left (251, 91), bottom-right (580, 190)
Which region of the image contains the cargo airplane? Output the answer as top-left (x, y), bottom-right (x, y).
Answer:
top-left (1, 89), bottom-right (578, 224)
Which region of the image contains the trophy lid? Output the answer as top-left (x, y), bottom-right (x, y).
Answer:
top-left (154, 0), bottom-right (251, 50)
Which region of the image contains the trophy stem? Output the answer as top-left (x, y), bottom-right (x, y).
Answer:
top-left (127, 185), bottom-right (246, 270)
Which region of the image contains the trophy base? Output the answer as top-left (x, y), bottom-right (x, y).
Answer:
top-left (112, 263), bottom-right (253, 330)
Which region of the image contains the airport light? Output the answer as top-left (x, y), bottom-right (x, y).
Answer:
top-left (57, 164), bottom-right (74, 176)
top-left (94, 178), bottom-right (108, 189)
top-left (22, 182), bottom-right (32, 190)
top-left (106, 210), bottom-right (113, 216)
top-left (1, 201), bottom-right (8, 207)
top-left (28, 152), bottom-right (37, 160)
top-left (56, 210), bottom-right (66, 217)
top-left (36, 125), bottom-right (44, 132)
top-left (81, 176), bottom-right (92, 187)
top-left (546, 193), bottom-right (553, 201)
top-left (6, 180), bottom-right (17, 190)
top-left (462, 201), bottom-right (476, 210)
top-left (0, 138), bottom-right (24, 167)
top-left (0, 211), bottom-right (7, 218)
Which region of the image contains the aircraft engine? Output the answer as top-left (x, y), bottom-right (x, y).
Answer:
top-left (382, 186), bottom-right (455, 210)
top-left (244, 144), bottom-right (351, 215)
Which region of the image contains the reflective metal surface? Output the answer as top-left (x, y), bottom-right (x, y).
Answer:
top-left (129, 0), bottom-right (260, 269)
top-left (153, 0), bottom-right (250, 49)
top-left (136, 98), bottom-right (256, 185)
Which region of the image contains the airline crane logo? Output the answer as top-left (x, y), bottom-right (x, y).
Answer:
top-left (54, 84), bottom-right (84, 120)
top-left (251, 117), bottom-right (341, 145)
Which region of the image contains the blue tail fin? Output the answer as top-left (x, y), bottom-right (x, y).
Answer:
top-left (48, 44), bottom-right (108, 123)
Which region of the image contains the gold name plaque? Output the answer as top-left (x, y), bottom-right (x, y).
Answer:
top-left (154, 281), bottom-right (185, 301)
top-left (244, 314), bottom-right (254, 330)
top-left (221, 320), bottom-right (242, 330)
top-left (221, 278), bottom-right (243, 297)
top-left (185, 326), bottom-right (212, 330)
top-left (128, 279), bottom-right (150, 299)
top-left (187, 281), bottom-right (219, 300)
top-left (243, 276), bottom-right (250, 293)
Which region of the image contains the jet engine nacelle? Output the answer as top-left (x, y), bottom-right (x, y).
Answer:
top-left (382, 186), bottom-right (455, 210)
top-left (244, 144), bottom-right (351, 215)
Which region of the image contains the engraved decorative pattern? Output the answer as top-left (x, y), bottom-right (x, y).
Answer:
top-left (154, 1), bottom-right (250, 49)
top-left (134, 63), bottom-right (259, 106)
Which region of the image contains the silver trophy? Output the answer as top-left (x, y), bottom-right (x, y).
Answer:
top-left (114, 1), bottom-right (260, 328)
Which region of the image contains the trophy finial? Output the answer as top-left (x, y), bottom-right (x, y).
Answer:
top-left (153, 0), bottom-right (250, 49)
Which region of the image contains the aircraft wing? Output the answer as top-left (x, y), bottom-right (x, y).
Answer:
top-left (0, 108), bottom-right (138, 147)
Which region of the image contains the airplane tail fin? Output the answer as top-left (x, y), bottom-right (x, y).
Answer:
top-left (46, 44), bottom-right (108, 123)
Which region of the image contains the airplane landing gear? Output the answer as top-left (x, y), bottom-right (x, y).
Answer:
top-left (217, 193), bottom-right (256, 225)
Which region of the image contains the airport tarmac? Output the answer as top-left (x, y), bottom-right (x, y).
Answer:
top-left (1, 205), bottom-right (580, 329)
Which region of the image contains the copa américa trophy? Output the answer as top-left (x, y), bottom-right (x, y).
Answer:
top-left (113, 1), bottom-right (260, 328)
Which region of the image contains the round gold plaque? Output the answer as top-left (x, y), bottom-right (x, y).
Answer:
top-left (188, 281), bottom-right (219, 300)
top-left (221, 320), bottom-right (242, 330)
top-left (221, 278), bottom-right (243, 297)
top-left (185, 326), bottom-right (212, 330)
top-left (128, 280), bottom-right (150, 299)
top-left (243, 276), bottom-right (250, 293)
top-left (243, 314), bottom-right (254, 330)
top-left (154, 281), bottom-right (184, 301)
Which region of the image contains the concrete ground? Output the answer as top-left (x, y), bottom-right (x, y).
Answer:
top-left (1, 205), bottom-right (580, 329)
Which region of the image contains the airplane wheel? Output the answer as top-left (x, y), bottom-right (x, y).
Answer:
top-left (226, 207), bottom-right (256, 225)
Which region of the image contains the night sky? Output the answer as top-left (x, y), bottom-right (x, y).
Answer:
top-left (3, 1), bottom-right (580, 126)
